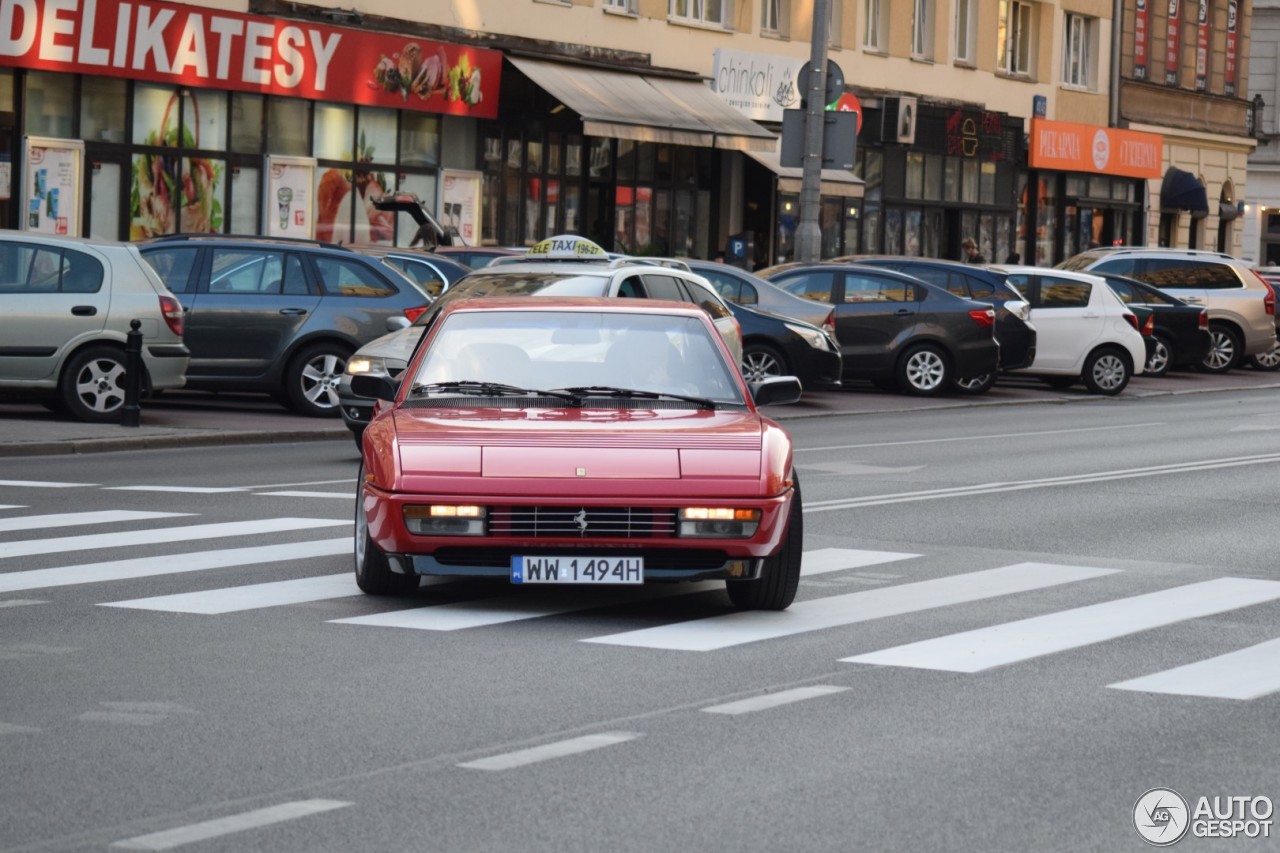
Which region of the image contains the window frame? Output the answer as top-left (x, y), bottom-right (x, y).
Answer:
top-left (863, 0), bottom-right (886, 51)
top-left (668, 0), bottom-right (732, 29)
top-left (998, 0), bottom-right (1034, 77)
top-left (1062, 12), bottom-right (1093, 89)
top-left (912, 0), bottom-right (934, 61)
top-left (954, 0), bottom-right (975, 65)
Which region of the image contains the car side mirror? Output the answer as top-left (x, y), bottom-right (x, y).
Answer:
top-left (351, 373), bottom-right (399, 401)
top-left (750, 375), bottom-right (802, 407)
top-left (386, 315), bottom-right (411, 331)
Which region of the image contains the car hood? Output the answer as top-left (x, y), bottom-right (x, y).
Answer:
top-left (388, 407), bottom-right (770, 498)
top-left (358, 327), bottom-right (424, 363)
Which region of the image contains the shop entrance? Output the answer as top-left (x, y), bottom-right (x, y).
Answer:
top-left (85, 149), bottom-right (128, 240)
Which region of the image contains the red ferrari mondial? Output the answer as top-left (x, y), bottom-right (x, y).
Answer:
top-left (353, 297), bottom-right (804, 610)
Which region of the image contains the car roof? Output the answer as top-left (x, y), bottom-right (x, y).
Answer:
top-left (440, 295), bottom-right (708, 317)
top-left (996, 265), bottom-right (1108, 283)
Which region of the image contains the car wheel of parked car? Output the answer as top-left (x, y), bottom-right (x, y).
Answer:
top-left (740, 344), bottom-right (786, 383)
top-left (725, 473), bottom-right (802, 611)
top-left (1199, 323), bottom-right (1242, 373)
top-left (897, 344), bottom-right (949, 396)
top-left (354, 468), bottom-right (419, 595)
top-left (1144, 335), bottom-right (1173, 378)
top-left (1082, 347), bottom-right (1131, 396)
top-left (1246, 342), bottom-right (1280, 372)
top-left (285, 342), bottom-right (351, 417)
top-left (59, 346), bottom-right (130, 423)
top-left (951, 373), bottom-right (996, 395)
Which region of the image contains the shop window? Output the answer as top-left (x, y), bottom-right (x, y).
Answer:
top-left (637, 142), bottom-right (655, 182)
top-left (923, 155), bottom-right (942, 201)
top-left (588, 138), bottom-right (611, 178)
top-left (564, 180), bottom-right (582, 233)
top-left (81, 78), bottom-right (126, 144)
top-left (566, 135), bottom-right (583, 177)
top-left (130, 152), bottom-right (176, 238)
top-left (905, 152), bottom-right (924, 199)
top-left (267, 98), bottom-right (310, 156)
top-left (922, 208), bottom-right (942, 258)
top-left (997, 216), bottom-right (1013, 263)
top-left (179, 156), bottom-right (225, 233)
top-left (961, 161), bottom-right (979, 204)
top-left (25, 71), bottom-right (73, 138)
top-left (1158, 212), bottom-right (1178, 247)
top-left (1066, 175), bottom-right (1086, 196)
top-left (396, 173), bottom-right (438, 246)
top-left (980, 162), bottom-right (996, 204)
top-left (133, 84), bottom-right (176, 147)
top-left (943, 158), bottom-right (960, 202)
top-left (400, 113), bottom-right (440, 168)
top-left (997, 0), bottom-right (1033, 77)
top-left (904, 209), bottom-right (922, 256)
top-left (314, 166), bottom-right (354, 243)
top-left (1036, 179), bottom-right (1057, 263)
top-left (616, 139), bottom-right (636, 181)
top-left (185, 89), bottom-right (226, 151)
top-left (358, 107), bottom-right (397, 165)
top-left (503, 138), bottom-right (522, 245)
top-left (230, 166), bottom-right (259, 235)
top-left (843, 203), bottom-right (860, 255)
top-left (862, 203), bottom-right (881, 254)
top-left (884, 208), bottom-right (903, 254)
top-left (546, 133), bottom-right (561, 176)
top-left (314, 103), bottom-right (355, 160)
top-left (230, 94), bottom-right (264, 154)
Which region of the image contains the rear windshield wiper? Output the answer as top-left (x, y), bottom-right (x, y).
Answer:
top-left (411, 381), bottom-right (583, 406)
top-left (559, 386), bottom-right (719, 410)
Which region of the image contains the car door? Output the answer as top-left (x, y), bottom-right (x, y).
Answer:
top-left (187, 247), bottom-right (319, 379)
top-left (1015, 273), bottom-right (1101, 371)
top-left (837, 270), bottom-right (921, 375)
top-left (0, 241), bottom-right (108, 381)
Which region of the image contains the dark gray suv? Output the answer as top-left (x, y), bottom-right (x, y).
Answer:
top-left (139, 237), bottom-right (431, 416)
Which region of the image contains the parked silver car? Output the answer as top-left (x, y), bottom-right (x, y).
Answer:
top-left (0, 232), bottom-right (188, 422)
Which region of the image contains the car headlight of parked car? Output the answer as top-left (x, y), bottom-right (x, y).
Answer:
top-left (785, 322), bottom-right (834, 352)
top-left (346, 356), bottom-right (403, 378)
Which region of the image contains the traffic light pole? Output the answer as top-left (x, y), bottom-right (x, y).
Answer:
top-left (795, 0), bottom-right (830, 264)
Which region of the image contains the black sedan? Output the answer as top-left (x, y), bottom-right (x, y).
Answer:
top-left (1097, 273), bottom-right (1211, 376)
top-left (760, 263), bottom-right (1000, 396)
top-left (840, 256), bottom-right (1037, 392)
top-left (728, 302), bottom-right (842, 390)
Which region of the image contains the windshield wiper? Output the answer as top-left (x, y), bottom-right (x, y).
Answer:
top-left (559, 386), bottom-right (719, 410)
top-left (411, 381), bottom-right (583, 406)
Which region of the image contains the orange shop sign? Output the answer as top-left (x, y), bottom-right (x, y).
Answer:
top-left (1028, 119), bottom-right (1162, 179)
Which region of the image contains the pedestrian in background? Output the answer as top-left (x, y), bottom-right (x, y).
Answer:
top-left (962, 238), bottom-right (986, 264)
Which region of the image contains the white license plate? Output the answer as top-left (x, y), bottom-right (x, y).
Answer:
top-left (511, 555), bottom-right (644, 584)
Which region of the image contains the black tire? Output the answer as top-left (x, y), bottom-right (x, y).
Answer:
top-left (1081, 346), bottom-right (1132, 396)
top-left (1040, 376), bottom-right (1077, 389)
top-left (896, 344), bottom-right (949, 396)
top-left (726, 474), bottom-right (803, 611)
top-left (354, 467), bottom-right (418, 595)
top-left (1144, 335), bottom-right (1173, 378)
top-left (950, 373), bottom-right (996, 395)
top-left (284, 342), bottom-right (351, 417)
top-left (1199, 323), bottom-right (1242, 373)
top-left (1246, 342), bottom-right (1280, 372)
top-left (740, 344), bottom-right (787, 383)
top-left (59, 346), bottom-right (130, 423)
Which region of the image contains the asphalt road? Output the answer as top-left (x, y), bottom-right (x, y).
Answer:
top-left (2, 389), bottom-right (1279, 852)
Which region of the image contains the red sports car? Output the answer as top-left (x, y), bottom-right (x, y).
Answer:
top-left (353, 296), bottom-right (805, 610)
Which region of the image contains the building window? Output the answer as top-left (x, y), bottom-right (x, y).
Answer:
top-left (669, 0), bottom-right (730, 28)
top-left (828, 0), bottom-right (842, 48)
top-left (912, 0), bottom-right (934, 60)
top-left (863, 0), bottom-right (886, 51)
top-left (954, 0), bottom-right (975, 64)
top-left (604, 0), bottom-right (638, 14)
top-left (1062, 13), bottom-right (1093, 89)
top-left (762, 0), bottom-right (788, 35)
top-left (998, 0), bottom-right (1033, 76)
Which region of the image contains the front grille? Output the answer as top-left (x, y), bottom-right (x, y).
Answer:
top-left (489, 506), bottom-right (676, 539)
top-left (430, 547), bottom-right (729, 570)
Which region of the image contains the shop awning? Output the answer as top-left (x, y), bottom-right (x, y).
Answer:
top-left (508, 56), bottom-right (776, 152)
top-left (1161, 167), bottom-right (1209, 215)
top-left (745, 149), bottom-right (865, 199)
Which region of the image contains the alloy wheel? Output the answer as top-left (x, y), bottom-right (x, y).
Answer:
top-left (905, 349), bottom-right (945, 392)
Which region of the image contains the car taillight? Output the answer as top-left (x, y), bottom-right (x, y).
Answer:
top-left (1252, 270), bottom-right (1276, 316)
top-left (1198, 309), bottom-right (1209, 330)
top-left (821, 309), bottom-right (836, 338)
top-left (1123, 312), bottom-right (1139, 332)
top-left (968, 308), bottom-right (995, 328)
top-left (1141, 314), bottom-right (1154, 336)
top-left (403, 305), bottom-right (429, 323)
top-left (159, 295), bottom-right (184, 336)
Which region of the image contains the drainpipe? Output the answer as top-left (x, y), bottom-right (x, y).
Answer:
top-left (1110, 0), bottom-right (1123, 128)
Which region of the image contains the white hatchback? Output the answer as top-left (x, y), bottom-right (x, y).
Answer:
top-left (998, 267), bottom-right (1145, 396)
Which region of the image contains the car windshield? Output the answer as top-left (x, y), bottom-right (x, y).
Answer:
top-left (410, 309), bottom-right (745, 405)
top-left (447, 272), bottom-right (611, 298)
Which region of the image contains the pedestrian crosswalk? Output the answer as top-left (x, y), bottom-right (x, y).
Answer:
top-left (1, 503), bottom-right (1279, 702)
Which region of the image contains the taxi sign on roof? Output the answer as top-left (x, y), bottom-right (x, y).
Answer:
top-left (528, 235), bottom-right (607, 260)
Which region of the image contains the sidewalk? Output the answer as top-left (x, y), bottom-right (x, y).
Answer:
top-left (2, 373), bottom-right (1277, 457)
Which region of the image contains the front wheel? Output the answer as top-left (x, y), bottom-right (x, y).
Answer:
top-left (354, 468), bottom-right (418, 595)
top-left (726, 474), bottom-right (802, 611)
top-left (284, 342), bottom-right (351, 417)
top-left (896, 344), bottom-right (949, 396)
top-left (59, 346), bottom-right (131, 423)
top-left (740, 344), bottom-right (786, 383)
top-left (1082, 347), bottom-right (1131, 396)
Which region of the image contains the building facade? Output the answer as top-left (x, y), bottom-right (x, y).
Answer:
top-left (1244, 0), bottom-right (1280, 264)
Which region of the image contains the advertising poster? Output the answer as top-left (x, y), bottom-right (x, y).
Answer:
top-left (265, 156), bottom-right (316, 239)
top-left (439, 169), bottom-right (482, 247)
top-left (23, 137), bottom-right (83, 236)
top-left (1134, 0), bottom-right (1150, 80)
top-left (1195, 0), bottom-right (1211, 92)
top-left (129, 90), bottom-right (225, 238)
top-left (1225, 0), bottom-right (1239, 96)
top-left (1165, 0), bottom-right (1183, 86)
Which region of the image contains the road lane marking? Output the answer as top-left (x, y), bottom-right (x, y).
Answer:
top-left (103, 574), bottom-right (361, 614)
top-left (583, 563), bottom-right (1117, 651)
top-left (241, 478), bottom-right (353, 490)
top-left (330, 582), bottom-right (723, 631)
top-left (0, 518), bottom-right (348, 560)
top-left (844, 578), bottom-right (1280, 673)
top-left (0, 721), bottom-right (40, 734)
top-left (701, 686), bottom-right (849, 715)
top-left (109, 800), bottom-right (352, 850)
top-left (801, 547), bottom-right (919, 576)
top-left (0, 599), bottom-right (46, 608)
top-left (805, 452), bottom-right (1280, 512)
top-left (794, 422), bottom-right (1164, 452)
top-left (254, 490), bottom-right (352, 499)
top-left (0, 479), bottom-right (96, 488)
top-left (0, 506), bottom-right (27, 511)
top-left (458, 733), bottom-right (641, 771)
top-left (1109, 638), bottom-right (1280, 700)
top-left (0, 538), bottom-right (349, 593)
top-left (0, 511), bottom-right (187, 534)
top-left (101, 486), bottom-right (247, 494)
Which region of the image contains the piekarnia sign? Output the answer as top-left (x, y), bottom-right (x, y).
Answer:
top-left (0, 0), bottom-right (502, 118)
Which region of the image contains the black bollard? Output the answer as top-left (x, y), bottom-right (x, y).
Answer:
top-left (121, 319), bottom-right (142, 427)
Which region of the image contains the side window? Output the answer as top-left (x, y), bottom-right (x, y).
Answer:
top-left (28, 247), bottom-right (63, 291)
top-left (280, 255), bottom-right (307, 295)
top-left (60, 250), bottom-right (105, 293)
top-left (739, 282), bottom-right (758, 306)
top-left (0, 243), bottom-right (29, 292)
top-left (964, 275), bottom-right (996, 299)
top-left (680, 278), bottom-right (732, 320)
top-left (639, 273), bottom-right (686, 301)
top-left (617, 277), bottom-right (642, 298)
top-left (392, 258), bottom-right (446, 298)
top-left (1038, 277), bottom-right (1092, 308)
top-left (1091, 257), bottom-right (1137, 276)
top-left (1003, 274), bottom-right (1031, 299)
top-left (1198, 262), bottom-right (1243, 290)
top-left (209, 249), bottom-right (285, 294)
top-left (697, 269), bottom-right (743, 304)
top-left (313, 257), bottom-right (396, 297)
top-left (842, 274), bottom-right (881, 303)
top-left (140, 247), bottom-right (199, 294)
top-left (875, 277), bottom-right (915, 303)
top-left (1134, 259), bottom-right (1202, 289)
top-left (1106, 280), bottom-right (1136, 303)
top-left (774, 271), bottom-right (835, 303)
top-left (901, 265), bottom-right (957, 294)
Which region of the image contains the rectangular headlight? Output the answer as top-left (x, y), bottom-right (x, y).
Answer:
top-left (404, 505), bottom-right (487, 536)
top-left (678, 507), bottom-right (761, 538)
